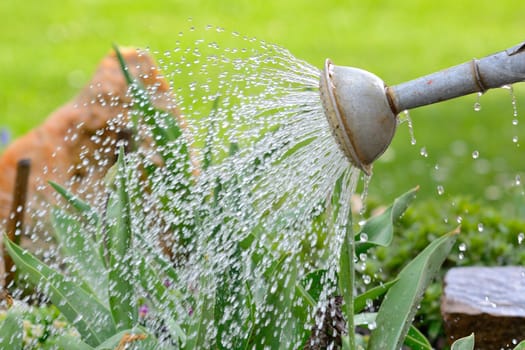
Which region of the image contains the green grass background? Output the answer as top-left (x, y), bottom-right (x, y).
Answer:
top-left (2, 0), bottom-right (525, 206)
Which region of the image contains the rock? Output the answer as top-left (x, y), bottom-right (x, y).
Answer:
top-left (441, 266), bottom-right (525, 349)
top-left (0, 48), bottom-right (182, 272)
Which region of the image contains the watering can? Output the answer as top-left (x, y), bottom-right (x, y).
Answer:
top-left (320, 41), bottom-right (525, 175)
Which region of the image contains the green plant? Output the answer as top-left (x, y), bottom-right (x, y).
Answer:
top-left (0, 303), bottom-right (77, 349)
top-left (361, 195), bottom-right (525, 345)
top-left (2, 46), bottom-right (523, 350)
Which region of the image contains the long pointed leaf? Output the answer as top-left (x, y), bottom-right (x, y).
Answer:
top-left (356, 187), bottom-right (418, 255)
top-left (49, 181), bottom-right (99, 224)
top-left (4, 238), bottom-right (116, 346)
top-left (368, 227), bottom-right (459, 350)
top-left (405, 325), bottom-right (433, 350)
top-left (106, 148), bottom-right (137, 330)
top-left (51, 208), bottom-right (108, 304)
top-left (354, 279), bottom-right (398, 313)
top-left (137, 256), bottom-right (186, 344)
top-left (185, 286), bottom-right (215, 349)
top-left (355, 313), bottom-right (432, 350)
top-left (215, 246), bottom-right (251, 350)
top-left (114, 45), bottom-right (189, 169)
top-left (257, 254), bottom-right (299, 349)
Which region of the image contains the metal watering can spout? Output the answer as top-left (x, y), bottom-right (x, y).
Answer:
top-left (320, 41), bottom-right (525, 175)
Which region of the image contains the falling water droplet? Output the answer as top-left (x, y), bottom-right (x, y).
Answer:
top-left (458, 242), bottom-right (467, 252)
top-left (359, 232), bottom-right (368, 242)
top-left (518, 232), bottom-right (524, 245)
top-left (360, 174), bottom-right (372, 216)
top-left (419, 147), bottom-right (428, 158)
top-left (473, 92), bottom-right (483, 111)
top-left (437, 185), bottom-right (445, 195)
top-left (472, 150), bottom-right (479, 159)
top-left (515, 175), bottom-right (521, 186)
top-left (512, 136), bottom-right (519, 144)
top-left (503, 84), bottom-right (519, 117)
top-left (477, 223), bottom-right (484, 232)
top-left (406, 111), bottom-right (417, 145)
top-left (362, 275), bottom-right (371, 285)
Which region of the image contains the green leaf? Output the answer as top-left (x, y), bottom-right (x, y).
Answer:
top-left (49, 181), bottom-right (99, 224)
top-left (243, 282), bottom-right (257, 350)
top-left (49, 181), bottom-right (106, 268)
top-left (185, 285), bottom-right (215, 350)
top-left (202, 96), bottom-right (221, 171)
top-left (514, 340), bottom-right (525, 350)
top-left (298, 269), bottom-right (330, 306)
top-left (105, 148), bottom-right (137, 330)
top-left (354, 279), bottom-right (398, 313)
top-left (339, 212), bottom-right (355, 348)
top-left (113, 44), bottom-right (134, 85)
top-left (356, 186), bottom-right (419, 255)
top-left (4, 237), bottom-right (116, 346)
top-left (368, 227), bottom-right (459, 350)
top-left (215, 246), bottom-right (251, 349)
top-left (136, 256), bottom-right (186, 344)
top-left (354, 312), bottom-right (377, 327)
top-left (0, 309), bottom-right (23, 348)
top-left (51, 208), bottom-right (108, 304)
top-left (451, 333), bottom-right (475, 350)
top-left (114, 45), bottom-right (189, 173)
top-left (56, 334), bottom-right (94, 350)
top-left (257, 254), bottom-right (299, 349)
top-left (354, 313), bottom-right (432, 350)
top-left (405, 325), bottom-right (433, 350)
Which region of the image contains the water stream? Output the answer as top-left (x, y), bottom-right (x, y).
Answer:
top-left (17, 25), bottom-right (362, 348)
top-left (139, 29), bottom-right (359, 347)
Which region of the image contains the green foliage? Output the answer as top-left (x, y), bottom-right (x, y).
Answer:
top-left (106, 148), bottom-right (137, 330)
top-left (451, 333), bottom-right (475, 350)
top-left (365, 195), bottom-right (525, 344)
top-left (4, 45), bottom-right (519, 350)
top-left (4, 238), bottom-right (117, 347)
top-left (368, 228), bottom-right (458, 349)
top-left (0, 309), bottom-right (23, 348)
top-left (356, 186), bottom-right (419, 255)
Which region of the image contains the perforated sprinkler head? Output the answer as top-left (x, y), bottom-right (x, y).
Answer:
top-left (320, 41), bottom-right (525, 175)
top-left (320, 59), bottom-right (396, 175)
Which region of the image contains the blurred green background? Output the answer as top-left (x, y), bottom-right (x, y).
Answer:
top-left (1, 0), bottom-right (525, 207)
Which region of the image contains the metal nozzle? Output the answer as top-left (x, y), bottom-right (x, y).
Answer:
top-left (320, 41), bottom-right (525, 174)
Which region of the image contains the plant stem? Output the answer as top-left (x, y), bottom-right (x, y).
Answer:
top-left (339, 197), bottom-right (355, 349)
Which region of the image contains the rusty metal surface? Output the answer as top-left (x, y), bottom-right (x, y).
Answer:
top-left (389, 40), bottom-right (525, 112)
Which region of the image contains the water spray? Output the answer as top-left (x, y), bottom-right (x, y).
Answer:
top-left (320, 41), bottom-right (525, 174)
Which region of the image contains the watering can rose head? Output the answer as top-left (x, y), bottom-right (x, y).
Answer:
top-left (321, 40), bottom-right (525, 174)
top-left (319, 59), bottom-right (396, 175)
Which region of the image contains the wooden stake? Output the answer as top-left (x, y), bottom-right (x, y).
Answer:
top-left (3, 158), bottom-right (31, 288)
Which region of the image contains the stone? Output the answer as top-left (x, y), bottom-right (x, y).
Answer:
top-left (441, 266), bottom-right (525, 349)
top-left (0, 48), bottom-right (183, 273)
